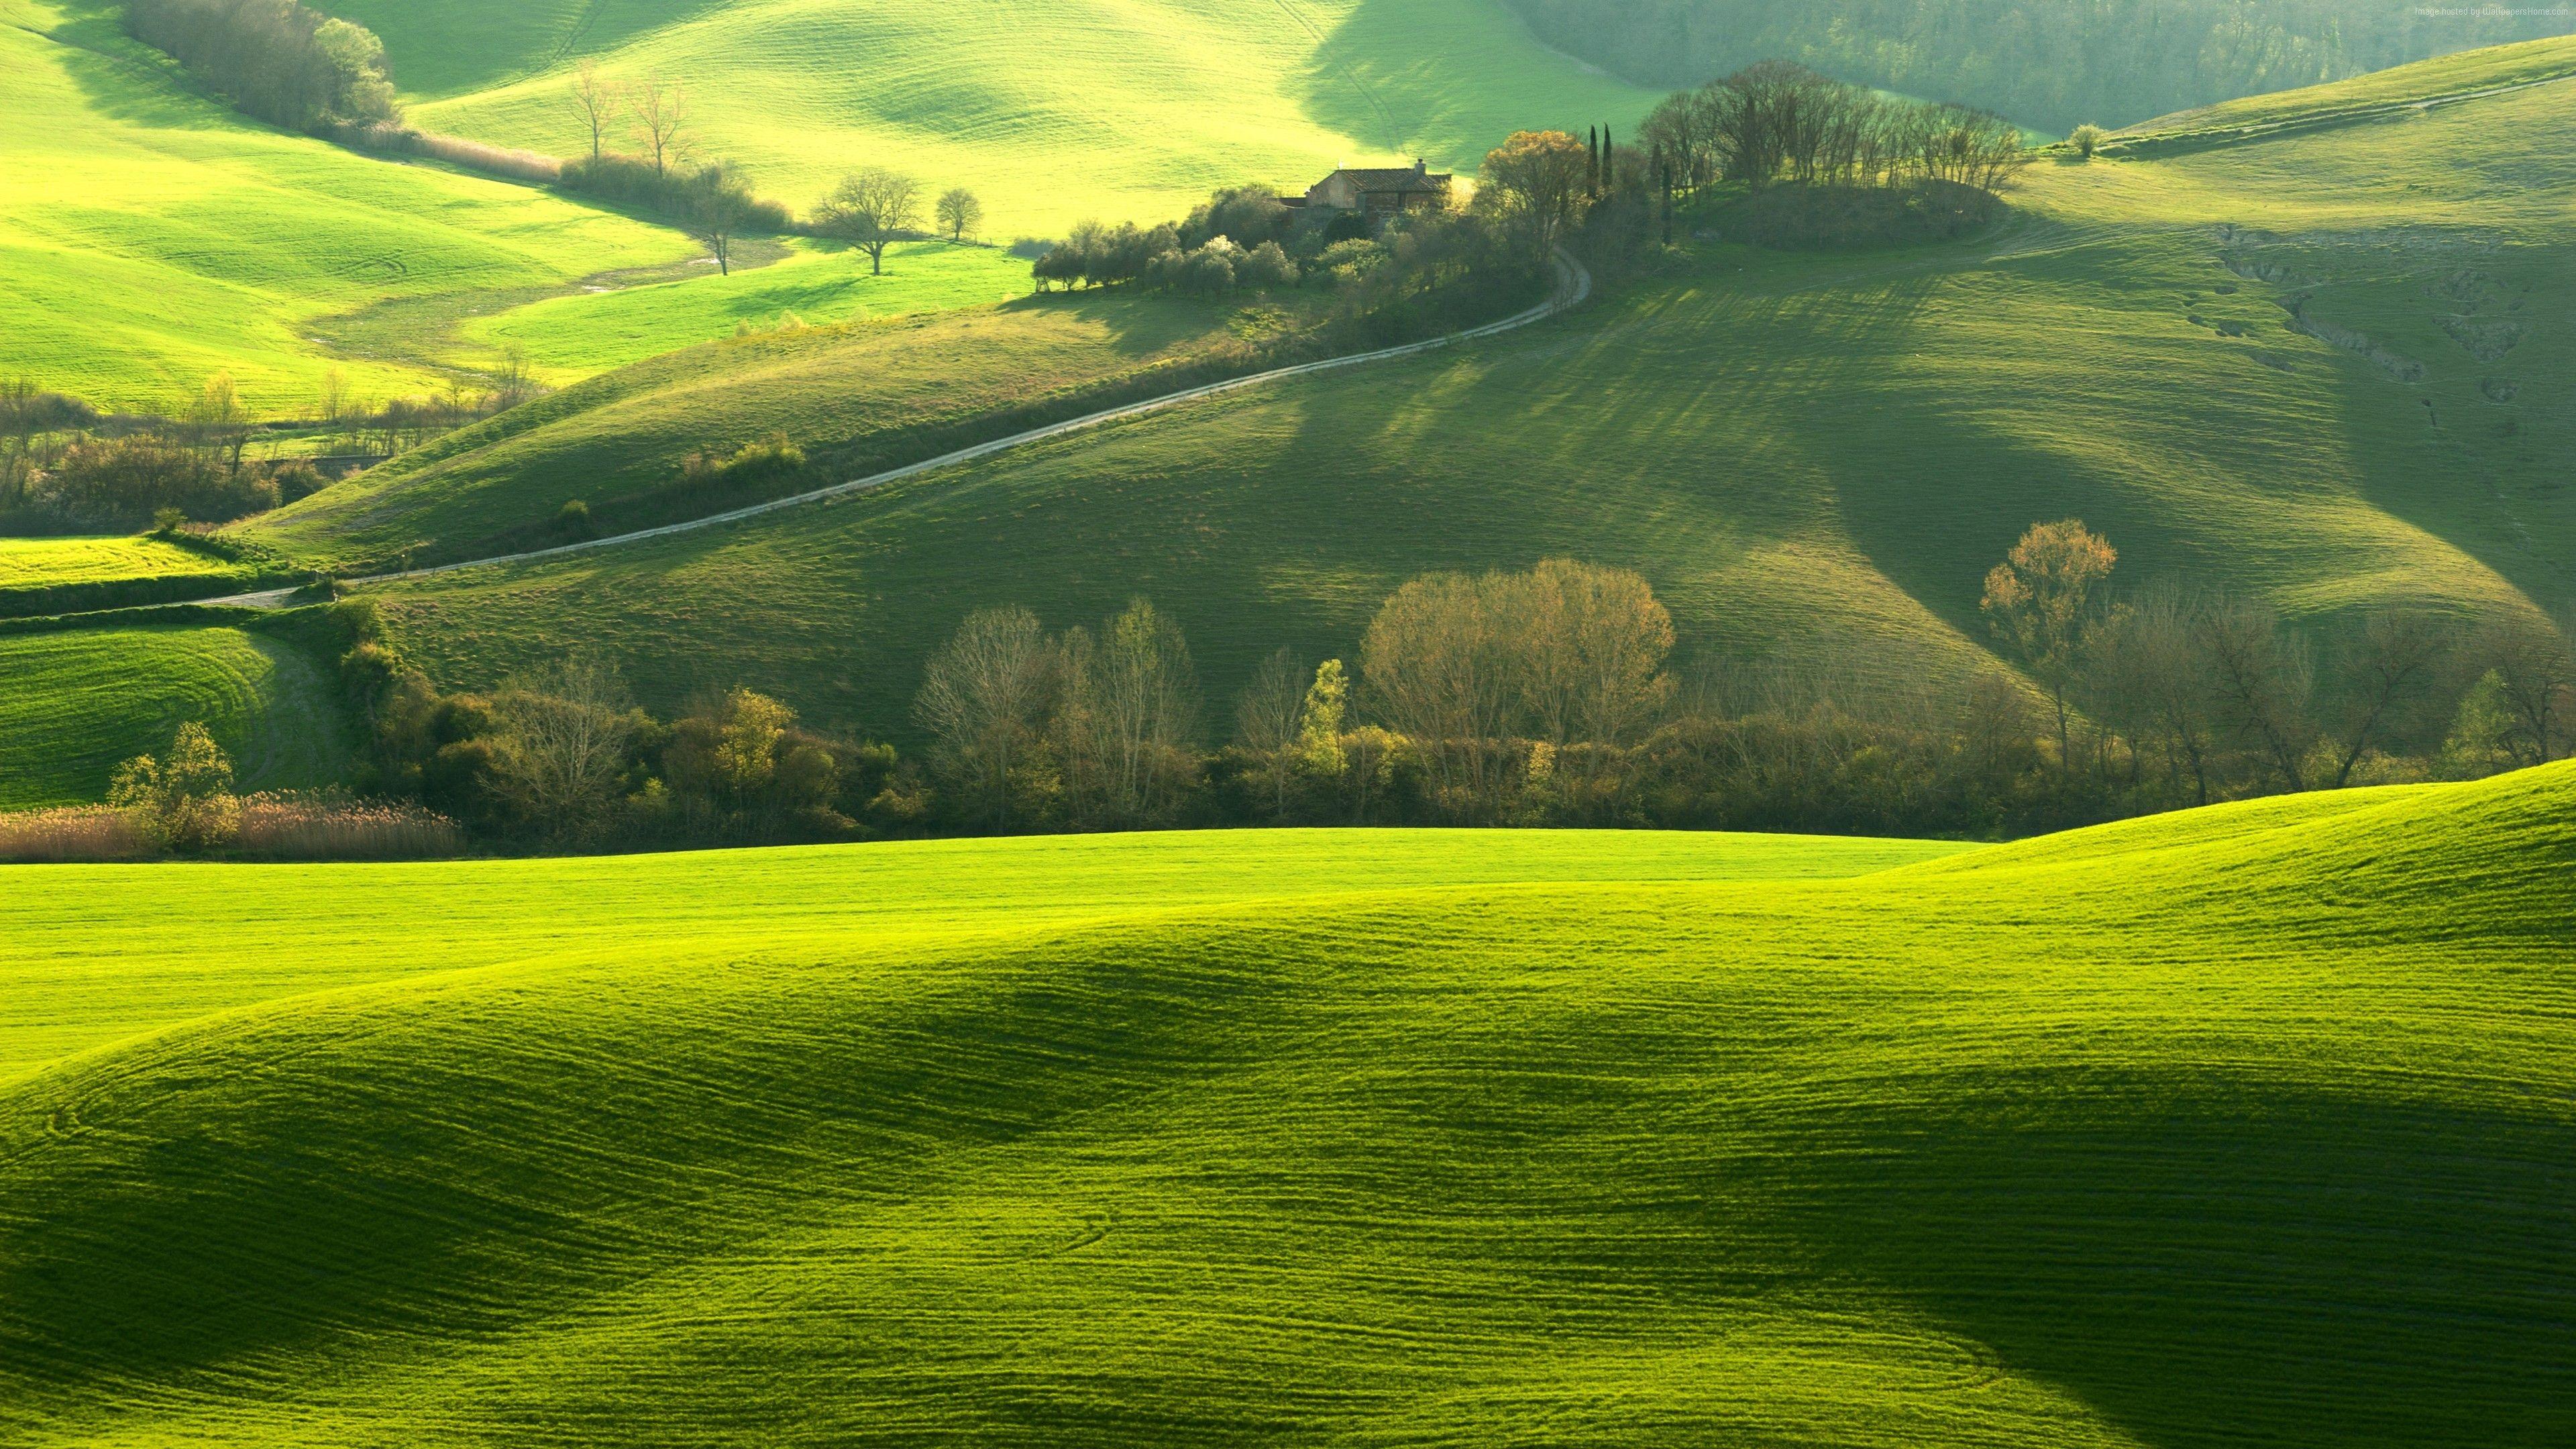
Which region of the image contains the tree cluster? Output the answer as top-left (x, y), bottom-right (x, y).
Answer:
top-left (125, 0), bottom-right (397, 133)
top-left (1030, 186), bottom-right (1305, 296)
top-left (1640, 61), bottom-right (2028, 197)
top-left (1501, 0), bottom-right (2565, 133)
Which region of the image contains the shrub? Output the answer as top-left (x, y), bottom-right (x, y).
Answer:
top-left (125, 0), bottom-right (398, 133)
top-left (1236, 239), bottom-right (1301, 290)
top-left (108, 721), bottom-right (241, 851)
top-left (555, 497), bottom-right (594, 538)
top-left (558, 154), bottom-right (792, 231)
top-left (40, 435), bottom-right (278, 527)
top-left (2069, 123), bottom-right (2108, 160)
top-left (681, 435), bottom-right (806, 488)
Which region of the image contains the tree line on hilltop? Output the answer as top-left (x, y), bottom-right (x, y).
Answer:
top-left (25, 529), bottom-right (2565, 861)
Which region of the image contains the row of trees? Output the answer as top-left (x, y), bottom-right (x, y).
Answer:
top-left (307, 541), bottom-right (2572, 854)
top-left (1640, 61), bottom-right (2029, 196)
top-left (125, 0), bottom-right (398, 133)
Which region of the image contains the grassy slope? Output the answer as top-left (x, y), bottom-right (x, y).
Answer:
top-left (2123, 33), bottom-right (2576, 136)
top-left (0, 761), bottom-right (2566, 1445)
top-left (0, 626), bottom-right (348, 809)
top-left (244, 290), bottom-right (1307, 568)
top-left (331, 0), bottom-right (1664, 237)
top-left (0, 537), bottom-right (235, 590)
top-left (364, 52), bottom-right (2576, 741)
top-left (468, 239), bottom-right (1038, 381)
top-left (0, 827), bottom-right (1966, 1081)
top-left (0, 0), bottom-right (694, 416)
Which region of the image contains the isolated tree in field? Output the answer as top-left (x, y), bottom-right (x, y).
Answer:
top-left (2068, 123), bottom-right (2107, 160)
top-left (630, 73), bottom-right (686, 177)
top-left (569, 60), bottom-right (619, 162)
top-left (915, 606), bottom-right (1055, 830)
top-left (816, 168), bottom-right (923, 275)
top-left (680, 163), bottom-right (761, 274)
top-left (109, 721), bottom-right (239, 851)
top-left (934, 186), bottom-right (983, 243)
top-left (1236, 647), bottom-right (1307, 819)
top-left (490, 656), bottom-right (637, 839)
top-left (1980, 519), bottom-right (2116, 773)
top-left (1478, 129), bottom-right (1591, 250)
top-left (2194, 593), bottom-right (2314, 790)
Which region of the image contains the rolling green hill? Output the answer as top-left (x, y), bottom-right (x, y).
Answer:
top-left (0, 0), bottom-right (696, 415)
top-left (244, 289), bottom-right (1318, 568)
top-left (345, 42), bottom-right (2575, 743)
top-left (327, 0), bottom-right (1664, 237)
top-left (1, 759), bottom-right (2567, 1444)
top-left (0, 624), bottom-right (348, 810)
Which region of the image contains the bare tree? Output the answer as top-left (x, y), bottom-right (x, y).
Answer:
top-left (1065, 599), bottom-right (1199, 827)
top-left (934, 186), bottom-right (984, 243)
top-left (914, 606), bottom-right (1055, 830)
top-left (1236, 646), bottom-right (1307, 820)
top-left (489, 656), bottom-right (637, 839)
top-left (630, 73), bottom-right (685, 177)
top-left (2478, 609), bottom-right (2575, 765)
top-left (814, 168), bottom-right (922, 275)
top-left (569, 60), bottom-right (618, 162)
top-left (2321, 610), bottom-right (2448, 787)
top-left (2195, 594), bottom-right (2314, 791)
top-left (2097, 585), bottom-right (2218, 804)
top-left (1362, 571), bottom-right (1519, 818)
top-left (1515, 558), bottom-right (1675, 759)
top-left (1477, 129), bottom-right (1589, 250)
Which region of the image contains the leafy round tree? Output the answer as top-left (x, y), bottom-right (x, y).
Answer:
top-left (934, 186), bottom-right (984, 243)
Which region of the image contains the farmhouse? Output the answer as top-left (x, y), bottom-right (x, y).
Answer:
top-left (1298, 160), bottom-right (1453, 221)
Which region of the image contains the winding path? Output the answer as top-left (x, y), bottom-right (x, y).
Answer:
top-left (206, 252), bottom-right (1593, 608)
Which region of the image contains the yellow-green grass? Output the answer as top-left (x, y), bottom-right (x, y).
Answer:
top-left (0, 537), bottom-right (237, 591)
top-left (2123, 33), bottom-right (2576, 137)
top-left (0, 625), bottom-right (348, 810)
top-left (244, 290), bottom-right (1322, 570)
top-left (0, 826), bottom-right (1967, 1082)
top-left (467, 239), bottom-right (1040, 382)
top-left (0, 757), bottom-right (2566, 1444)
top-left (355, 52), bottom-right (2575, 743)
top-left (337, 0), bottom-right (1664, 237)
top-left (0, 0), bottom-right (696, 417)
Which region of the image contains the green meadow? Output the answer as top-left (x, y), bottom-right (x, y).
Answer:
top-left (0, 537), bottom-right (237, 592)
top-left (0, 625), bottom-right (346, 809)
top-left (349, 53), bottom-right (2575, 741)
top-left (467, 239), bottom-right (1040, 382)
top-left (341, 0), bottom-right (1666, 237)
top-left (0, 0), bottom-right (695, 415)
top-left (1, 761), bottom-right (2566, 1442)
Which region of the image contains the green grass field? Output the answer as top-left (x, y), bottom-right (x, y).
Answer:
top-left (345, 48), bottom-right (2576, 743)
top-left (244, 288), bottom-right (1326, 570)
top-left (0, 537), bottom-right (238, 591)
top-left (466, 239), bottom-right (1040, 382)
top-left (1, 760), bottom-right (2565, 1443)
top-left (0, 0), bottom-right (696, 416)
top-left (0, 625), bottom-right (348, 810)
top-left (333, 0), bottom-right (1666, 237)
top-left (2121, 32), bottom-right (2576, 137)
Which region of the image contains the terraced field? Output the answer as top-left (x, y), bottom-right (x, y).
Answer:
top-left (0, 625), bottom-right (348, 809)
top-left (348, 45), bottom-right (2576, 741)
top-left (331, 0), bottom-right (1665, 237)
top-left (0, 0), bottom-right (694, 415)
top-left (1, 760), bottom-right (2566, 1444)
